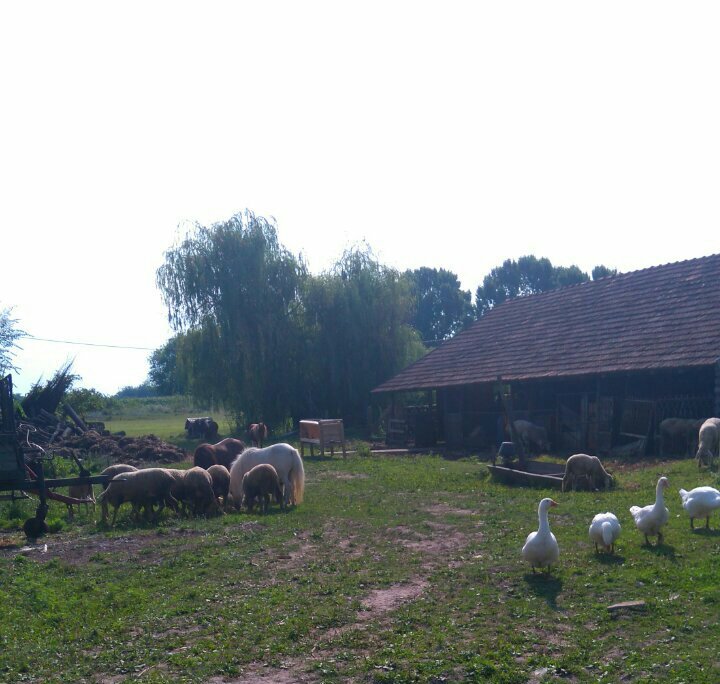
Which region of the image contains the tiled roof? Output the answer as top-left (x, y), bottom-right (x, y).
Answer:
top-left (374, 254), bottom-right (720, 393)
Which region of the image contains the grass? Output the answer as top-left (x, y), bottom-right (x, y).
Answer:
top-left (1, 438), bottom-right (720, 681)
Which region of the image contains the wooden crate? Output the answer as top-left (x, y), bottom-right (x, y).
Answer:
top-left (299, 419), bottom-right (346, 458)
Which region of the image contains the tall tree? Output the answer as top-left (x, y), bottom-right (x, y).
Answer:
top-left (156, 210), bottom-right (307, 425)
top-left (591, 264), bottom-right (618, 280)
top-left (0, 306), bottom-right (24, 375)
top-left (148, 335), bottom-right (186, 396)
top-left (474, 256), bottom-right (608, 316)
top-left (303, 246), bottom-right (426, 423)
top-left (405, 267), bottom-right (474, 342)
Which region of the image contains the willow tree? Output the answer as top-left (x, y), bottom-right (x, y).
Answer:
top-left (303, 246), bottom-right (426, 424)
top-left (156, 211), bottom-right (306, 425)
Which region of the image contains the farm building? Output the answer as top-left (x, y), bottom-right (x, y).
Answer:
top-left (373, 254), bottom-right (720, 456)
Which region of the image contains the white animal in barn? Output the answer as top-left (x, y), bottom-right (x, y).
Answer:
top-left (695, 418), bottom-right (720, 468)
top-left (629, 476), bottom-right (669, 545)
top-left (678, 486), bottom-right (720, 529)
top-left (588, 512), bottom-right (621, 553)
top-left (561, 454), bottom-right (614, 492)
top-left (512, 420), bottom-right (550, 455)
top-left (521, 498), bottom-right (559, 573)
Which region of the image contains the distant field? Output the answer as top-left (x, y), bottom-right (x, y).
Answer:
top-left (1, 452), bottom-right (720, 682)
top-left (103, 414), bottom-right (231, 441)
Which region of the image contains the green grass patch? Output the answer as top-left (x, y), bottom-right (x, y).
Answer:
top-left (0, 454), bottom-right (719, 682)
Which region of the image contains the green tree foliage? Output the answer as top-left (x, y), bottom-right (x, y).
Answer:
top-left (303, 247), bottom-right (426, 424)
top-left (65, 387), bottom-right (108, 414)
top-left (156, 210), bottom-right (307, 425)
top-left (592, 264), bottom-right (618, 280)
top-left (0, 306), bottom-right (25, 375)
top-left (474, 256), bottom-right (616, 316)
top-left (148, 335), bottom-right (186, 396)
top-left (405, 267), bottom-right (474, 342)
top-left (114, 382), bottom-right (159, 399)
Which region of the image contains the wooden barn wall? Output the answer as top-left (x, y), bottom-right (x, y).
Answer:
top-left (435, 365), bottom-right (716, 453)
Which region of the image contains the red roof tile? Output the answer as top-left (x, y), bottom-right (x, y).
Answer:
top-left (373, 254), bottom-right (720, 393)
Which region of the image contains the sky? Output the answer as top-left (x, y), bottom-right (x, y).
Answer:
top-left (1, 2), bottom-right (719, 395)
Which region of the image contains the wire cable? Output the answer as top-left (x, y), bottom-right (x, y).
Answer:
top-left (22, 335), bottom-right (155, 351)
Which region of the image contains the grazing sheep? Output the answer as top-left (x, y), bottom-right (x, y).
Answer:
top-left (696, 418), bottom-right (720, 468)
top-left (207, 464), bottom-right (231, 510)
top-left (562, 454), bottom-right (614, 492)
top-left (512, 420), bottom-right (550, 455)
top-left (98, 464), bottom-right (138, 523)
top-left (66, 482), bottom-right (96, 519)
top-left (241, 463), bottom-right (284, 514)
top-left (164, 468), bottom-right (190, 515)
top-left (181, 466), bottom-right (220, 517)
top-left (659, 418), bottom-right (703, 457)
top-left (97, 468), bottom-right (178, 526)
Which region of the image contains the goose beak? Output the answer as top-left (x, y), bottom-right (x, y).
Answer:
top-left (549, 500), bottom-right (559, 507)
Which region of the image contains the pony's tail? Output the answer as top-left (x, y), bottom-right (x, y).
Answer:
top-left (290, 448), bottom-right (305, 504)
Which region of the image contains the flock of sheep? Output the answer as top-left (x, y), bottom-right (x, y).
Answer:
top-left (79, 441), bottom-right (305, 526)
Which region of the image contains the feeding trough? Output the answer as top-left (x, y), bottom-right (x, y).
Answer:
top-left (486, 441), bottom-right (564, 489)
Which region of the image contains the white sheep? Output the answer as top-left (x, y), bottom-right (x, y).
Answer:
top-left (562, 454), bottom-right (614, 492)
top-left (97, 467), bottom-right (178, 526)
top-left (696, 418), bottom-right (720, 468)
top-left (98, 464), bottom-right (138, 523)
top-left (512, 420), bottom-right (550, 455)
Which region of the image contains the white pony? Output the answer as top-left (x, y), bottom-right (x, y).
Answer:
top-left (229, 443), bottom-right (305, 507)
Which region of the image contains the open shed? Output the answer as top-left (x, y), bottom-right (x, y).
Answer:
top-left (373, 254), bottom-right (720, 456)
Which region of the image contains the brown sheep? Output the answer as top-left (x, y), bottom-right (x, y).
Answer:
top-left (241, 463), bottom-right (284, 514)
top-left (181, 466), bottom-right (220, 517)
top-left (207, 464), bottom-right (231, 510)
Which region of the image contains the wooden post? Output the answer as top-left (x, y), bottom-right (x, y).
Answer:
top-left (497, 376), bottom-right (526, 466)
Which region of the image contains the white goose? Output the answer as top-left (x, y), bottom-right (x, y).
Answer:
top-left (630, 476), bottom-right (669, 545)
top-left (679, 486), bottom-right (720, 529)
top-left (521, 498), bottom-right (559, 573)
top-left (588, 512), bottom-right (621, 553)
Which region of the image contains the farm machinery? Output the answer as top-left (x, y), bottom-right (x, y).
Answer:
top-left (0, 374), bottom-right (108, 539)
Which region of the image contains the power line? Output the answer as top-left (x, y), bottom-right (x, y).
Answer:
top-left (23, 335), bottom-right (155, 351)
